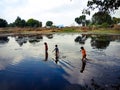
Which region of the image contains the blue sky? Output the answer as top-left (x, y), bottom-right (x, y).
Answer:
top-left (0, 0), bottom-right (120, 26)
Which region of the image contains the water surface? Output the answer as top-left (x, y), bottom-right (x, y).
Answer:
top-left (0, 33), bottom-right (120, 90)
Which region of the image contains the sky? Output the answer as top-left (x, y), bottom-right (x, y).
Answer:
top-left (0, 0), bottom-right (120, 26)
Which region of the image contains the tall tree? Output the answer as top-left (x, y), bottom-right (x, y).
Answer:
top-left (14, 16), bottom-right (26, 27)
top-left (46, 21), bottom-right (53, 27)
top-left (0, 18), bottom-right (8, 27)
top-left (75, 15), bottom-right (86, 26)
top-left (27, 18), bottom-right (42, 27)
top-left (20, 19), bottom-right (26, 27)
top-left (86, 20), bottom-right (91, 26)
top-left (75, 17), bottom-right (81, 25)
top-left (14, 16), bottom-right (22, 27)
top-left (92, 11), bottom-right (112, 25)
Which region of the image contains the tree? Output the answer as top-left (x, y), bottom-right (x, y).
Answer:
top-left (14, 16), bottom-right (21, 27)
top-left (75, 17), bottom-right (81, 25)
top-left (112, 17), bottom-right (120, 24)
top-left (75, 15), bottom-right (86, 26)
top-left (0, 18), bottom-right (8, 27)
top-left (20, 19), bottom-right (26, 27)
top-left (14, 16), bottom-right (26, 27)
top-left (92, 11), bottom-right (112, 25)
top-left (86, 0), bottom-right (120, 13)
top-left (46, 21), bottom-right (53, 27)
top-left (86, 20), bottom-right (91, 26)
top-left (75, 17), bottom-right (80, 25)
top-left (26, 19), bottom-right (42, 27)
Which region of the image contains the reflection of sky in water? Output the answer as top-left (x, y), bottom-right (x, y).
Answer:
top-left (0, 34), bottom-right (120, 89)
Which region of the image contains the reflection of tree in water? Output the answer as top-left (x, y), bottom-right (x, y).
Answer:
top-left (74, 34), bottom-right (88, 44)
top-left (0, 36), bottom-right (9, 44)
top-left (111, 35), bottom-right (120, 42)
top-left (75, 34), bottom-right (120, 46)
top-left (15, 35), bottom-right (43, 46)
top-left (45, 34), bottom-right (53, 39)
top-left (90, 35), bottom-right (110, 49)
top-left (28, 35), bottom-right (43, 44)
top-left (15, 36), bottom-right (27, 46)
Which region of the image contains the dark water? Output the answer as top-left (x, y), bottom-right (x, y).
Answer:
top-left (0, 33), bottom-right (120, 90)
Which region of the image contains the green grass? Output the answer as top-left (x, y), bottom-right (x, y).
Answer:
top-left (87, 29), bottom-right (120, 34)
top-left (58, 27), bottom-right (120, 34)
top-left (0, 27), bottom-right (120, 35)
top-left (59, 28), bottom-right (78, 32)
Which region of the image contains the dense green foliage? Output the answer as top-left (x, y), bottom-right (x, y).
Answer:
top-left (75, 15), bottom-right (90, 26)
top-left (87, 0), bottom-right (120, 13)
top-left (113, 17), bottom-right (120, 24)
top-left (8, 23), bottom-right (15, 27)
top-left (0, 18), bottom-right (8, 27)
top-left (46, 21), bottom-right (53, 27)
top-left (81, 0), bottom-right (120, 28)
top-left (26, 19), bottom-right (42, 27)
top-left (4, 16), bottom-right (42, 28)
top-left (92, 12), bottom-right (113, 25)
top-left (86, 20), bottom-right (91, 26)
top-left (14, 17), bottom-right (26, 27)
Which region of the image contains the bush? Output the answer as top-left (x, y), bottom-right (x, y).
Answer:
top-left (0, 18), bottom-right (8, 27)
top-left (101, 23), bottom-right (109, 28)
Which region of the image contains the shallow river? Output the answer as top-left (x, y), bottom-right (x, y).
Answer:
top-left (0, 33), bottom-right (120, 90)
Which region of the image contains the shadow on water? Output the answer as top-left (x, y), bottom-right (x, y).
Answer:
top-left (80, 60), bottom-right (86, 73)
top-left (0, 58), bottom-right (84, 90)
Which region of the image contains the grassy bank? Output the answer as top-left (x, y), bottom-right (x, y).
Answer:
top-left (86, 29), bottom-right (120, 35)
top-left (59, 27), bottom-right (120, 35)
top-left (0, 27), bottom-right (120, 36)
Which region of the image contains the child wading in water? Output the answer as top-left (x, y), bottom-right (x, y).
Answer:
top-left (52, 45), bottom-right (59, 63)
top-left (44, 42), bottom-right (48, 61)
top-left (80, 46), bottom-right (87, 73)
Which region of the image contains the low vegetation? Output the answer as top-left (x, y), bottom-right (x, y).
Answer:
top-left (0, 25), bottom-right (120, 36)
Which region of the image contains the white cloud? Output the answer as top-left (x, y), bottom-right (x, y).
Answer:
top-left (111, 8), bottom-right (120, 18)
top-left (0, 0), bottom-right (120, 26)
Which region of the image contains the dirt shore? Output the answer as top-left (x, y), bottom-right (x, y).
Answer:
top-left (0, 27), bottom-right (61, 36)
top-left (0, 27), bottom-right (120, 36)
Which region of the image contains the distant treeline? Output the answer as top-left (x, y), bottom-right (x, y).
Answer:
top-left (0, 16), bottom-right (53, 28)
top-left (0, 14), bottom-right (120, 28)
